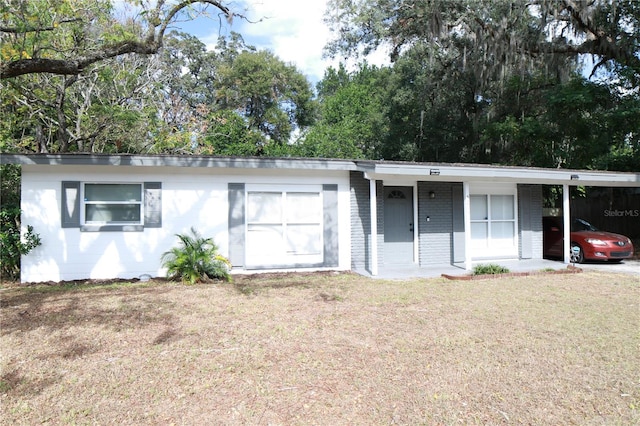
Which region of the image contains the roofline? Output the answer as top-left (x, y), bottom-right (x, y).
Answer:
top-left (355, 160), bottom-right (640, 187)
top-left (1, 153), bottom-right (638, 187)
top-left (0, 153), bottom-right (359, 171)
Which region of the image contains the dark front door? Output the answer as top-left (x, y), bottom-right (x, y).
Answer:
top-left (384, 187), bottom-right (414, 264)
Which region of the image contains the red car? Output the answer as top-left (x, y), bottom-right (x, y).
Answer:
top-left (543, 217), bottom-right (634, 263)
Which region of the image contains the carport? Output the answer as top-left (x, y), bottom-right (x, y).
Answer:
top-left (540, 170), bottom-right (639, 264)
top-left (353, 161), bottom-right (640, 275)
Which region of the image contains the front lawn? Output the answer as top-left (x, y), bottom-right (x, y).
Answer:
top-left (1, 271), bottom-right (638, 424)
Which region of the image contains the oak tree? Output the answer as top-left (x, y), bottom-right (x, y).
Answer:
top-left (325, 0), bottom-right (640, 84)
top-left (0, 0), bottom-right (239, 79)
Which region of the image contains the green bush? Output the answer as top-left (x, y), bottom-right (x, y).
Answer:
top-left (0, 207), bottom-right (42, 280)
top-left (161, 227), bottom-right (231, 284)
top-left (472, 264), bottom-right (510, 275)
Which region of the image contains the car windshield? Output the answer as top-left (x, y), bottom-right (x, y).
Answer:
top-left (572, 218), bottom-right (598, 232)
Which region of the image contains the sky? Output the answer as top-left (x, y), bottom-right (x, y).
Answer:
top-left (172, 0), bottom-right (389, 84)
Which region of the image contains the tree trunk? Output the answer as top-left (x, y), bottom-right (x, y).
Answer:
top-left (35, 122), bottom-right (48, 153)
top-left (55, 83), bottom-right (69, 152)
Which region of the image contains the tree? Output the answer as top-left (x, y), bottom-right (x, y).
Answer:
top-left (321, 1), bottom-right (640, 169)
top-left (1, 24), bottom-right (315, 155)
top-left (297, 63), bottom-right (390, 159)
top-left (382, 42), bottom-right (481, 162)
top-left (200, 110), bottom-right (266, 156)
top-left (216, 48), bottom-right (316, 145)
top-left (0, 0), bottom-right (239, 79)
top-left (480, 75), bottom-right (640, 171)
top-left (0, 0), bottom-right (241, 154)
top-left (1, 52), bottom-right (164, 153)
top-left (147, 32), bottom-right (316, 155)
top-left (325, 0), bottom-right (640, 84)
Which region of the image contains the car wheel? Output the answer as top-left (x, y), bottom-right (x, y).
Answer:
top-left (570, 243), bottom-right (584, 263)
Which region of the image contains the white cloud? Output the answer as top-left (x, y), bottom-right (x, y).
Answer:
top-left (197, 0), bottom-right (390, 84)
top-left (226, 0), bottom-right (336, 82)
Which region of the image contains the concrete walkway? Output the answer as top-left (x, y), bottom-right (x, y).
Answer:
top-left (355, 258), bottom-right (639, 280)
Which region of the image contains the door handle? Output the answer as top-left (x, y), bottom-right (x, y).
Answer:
top-left (409, 223), bottom-right (413, 233)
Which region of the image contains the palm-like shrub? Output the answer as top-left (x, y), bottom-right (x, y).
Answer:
top-left (161, 228), bottom-right (231, 284)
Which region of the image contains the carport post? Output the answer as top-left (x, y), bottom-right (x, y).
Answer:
top-left (563, 184), bottom-right (571, 264)
top-left (370, 178), bottom-right (378, 276)
top-left (463, 182), bottom-right (472, 271)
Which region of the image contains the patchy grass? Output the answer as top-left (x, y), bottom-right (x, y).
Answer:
top-left (1, 271), bottom-right (639, 425)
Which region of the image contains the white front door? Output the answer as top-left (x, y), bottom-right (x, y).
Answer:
top-left (384, 187), bottom-right (414, 264)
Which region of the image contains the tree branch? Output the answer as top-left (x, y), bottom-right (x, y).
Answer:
top-left (1, 40), bottom-right (159, 78)
top-left (0, 18), bottom-right (83, 33)
top-left (0, 0), bottom-right (233, 79)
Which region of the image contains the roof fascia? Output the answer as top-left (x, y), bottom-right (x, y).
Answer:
top-left (2, 154), bottom-right (637, 187)
top-left (0, 154), bottom-right (359, 171)
top-left (358, 163), bottom-right (640, 187)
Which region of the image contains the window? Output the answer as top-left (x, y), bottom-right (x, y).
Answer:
top-left (490, 195), bottom-right (515, 246)
top-left (84, 183), bottom-right (142, 225)
top-left (245, 189), bottom-right (323, 266)
top-left (387, 190), bottom-right (406, 199)
top-left (61, 181), bottom-right (161, 231)
top-left (470, 194), bottom-right (516, 252)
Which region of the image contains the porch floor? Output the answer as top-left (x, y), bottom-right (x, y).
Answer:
top-left (355, 258), bottom-right (587, 280)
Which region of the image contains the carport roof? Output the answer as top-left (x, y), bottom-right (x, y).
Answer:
top-left (1, 153), bottom-right (638, 187)
top-left (355, 160), bottom-right (640, 187)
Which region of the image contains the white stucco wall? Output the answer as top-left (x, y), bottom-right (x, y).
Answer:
top-left (20, 164), bottom-right (351, 282)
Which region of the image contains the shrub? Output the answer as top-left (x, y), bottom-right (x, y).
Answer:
top-left (0, 165), bottom-right (41, 280)
top-left (161, 227), bottom-right (231, 284)
top-left (0, 207), bottom-right (42, 280)
top-left (473, 264), bottom-right (510, 275)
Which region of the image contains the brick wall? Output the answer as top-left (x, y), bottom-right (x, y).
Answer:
top-left (350, 171), bottom-right (370, 271)
top-left (418, 181), bottom-right (457, 266)
top-left (350, 172), bottom-right (386, 271)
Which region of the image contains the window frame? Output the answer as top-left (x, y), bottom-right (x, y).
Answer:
top-left (60, 181), bottom-right (161, 232)
top-left (82, 183), bottom-right (144, 227)
top-left (470, 194), bottom-right (517, 244)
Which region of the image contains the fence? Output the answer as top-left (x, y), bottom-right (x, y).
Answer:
top-left (570, 188), bottom-right (640, 239)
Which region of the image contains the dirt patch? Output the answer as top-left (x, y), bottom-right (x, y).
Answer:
top-left (1, 277), bottom-right (167, 289)
top-left (1, 271), bottom-right (639, 424)
top-left (231, 270), bottom-right (350, 294)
